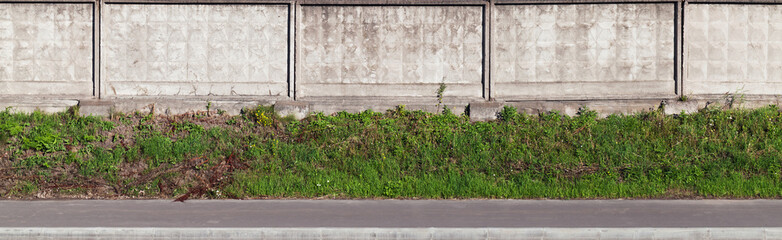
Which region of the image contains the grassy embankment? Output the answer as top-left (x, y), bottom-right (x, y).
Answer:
top-left (1, 104), bottom-right (781, 199)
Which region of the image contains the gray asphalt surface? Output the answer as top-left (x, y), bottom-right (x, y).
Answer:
top-left (1, 200), bottom-right (780, 228)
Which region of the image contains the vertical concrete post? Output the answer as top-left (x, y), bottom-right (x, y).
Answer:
top-left (289, 1), bottom-right (297, 99)
top-left (483, 0), bottom-right (492, 101)
top-left (676, 0), bottom-right (684, 96)
top-left (93, 0), bottom-right (101, 99)
top-left (679, 0), bottom-right (686, 96)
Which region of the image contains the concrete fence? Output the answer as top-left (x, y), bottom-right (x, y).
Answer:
top-left (1, 0), bottom-right (781, 118)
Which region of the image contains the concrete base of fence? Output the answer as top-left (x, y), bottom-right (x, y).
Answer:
top-left (301, 97), bottom-right (477, 116)
top-left (469, 101), bottom-right (504, 121)
top-left (78, 99), bottom-right (114, 117)
top-left (274, 101), bottom-right (310, 120)
top-left (76, 98), bottom-right (284, 117)
top-left (3, 96), bottom-right (780, 120)
top-left (0, 97), bottom-right (79, 113)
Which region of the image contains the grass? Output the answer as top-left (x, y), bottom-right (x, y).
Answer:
top-left (0, 104), bottom-right (781, 199)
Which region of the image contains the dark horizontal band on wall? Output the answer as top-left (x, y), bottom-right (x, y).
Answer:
top-left (102, 0), bottom-right (292, 3)
top-left (297, 0), bottom-right (488, 5)
top-left (494, 0), bottom-right (679, 4)
top-left (686, 0), bottom-right (782, 3)
top-left (0, 0), bottom-right (94, 3)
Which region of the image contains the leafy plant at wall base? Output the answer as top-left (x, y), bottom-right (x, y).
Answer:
top-left (436, 82), bottom-right (447, 112)
top-left (725, 87), bottom-right (746, 109)
top-left (255, 111), bottom-right (272, 127)
top-left (21, 126), bottom-right (65, 153)
top-left (498, 106), bottom-right (519, 121)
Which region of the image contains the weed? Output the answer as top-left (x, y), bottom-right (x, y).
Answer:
top-left (498, 106), bottom-right (519, 121)
top-left (251, 105), bottom-right (275, 127)
top-left (725, 87), bottom-right (747, 109)
top-left (16, 155), bottom-right (52, 169)
top-left (21, 126), bottom-right (65, 153)
top-left (436, 82), bottom-right (447, 112)
top-left (172, 121), bottom-right (205, 133)
top-left (256, 111), bottom-right (272, 127)
top-left (226, 117), bottom-right (237, 125)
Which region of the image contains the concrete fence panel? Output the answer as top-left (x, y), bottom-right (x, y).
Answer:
top-left (100, 4), bottom-right (289, 98)
top-left (684, 4), bottom-right (782, 96)
top-left (296, 5), bottom-right (484, 99)
top-left (492, 3), bottom-right (677, 100)
top-left (0, 3), bottom-right (93, 97)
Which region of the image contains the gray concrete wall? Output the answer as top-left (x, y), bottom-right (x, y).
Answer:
top-left (8, 1), bottom-right (782, 116)
top-left (0, 3), bottom-right (93, 97)
top-left (493, 3), bottom-right (676, 100)
top-left (685, 4), bottom-right (782, 96)
top-left (297, 5), bottom-right (484, 99)
top-left (100, 4), bottom-right (289, 97)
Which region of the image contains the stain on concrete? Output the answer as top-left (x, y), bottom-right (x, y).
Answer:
top-left (298, 6), bottom-right (483, 98)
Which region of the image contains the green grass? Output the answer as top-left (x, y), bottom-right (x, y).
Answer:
top-left (0, 105), bottom-right (781, 199)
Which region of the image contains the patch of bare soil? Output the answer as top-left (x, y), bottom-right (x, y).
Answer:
top-left (0, 110), bottom-right (257, 200)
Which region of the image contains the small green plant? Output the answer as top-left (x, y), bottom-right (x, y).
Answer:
top-left (498, 106), bottom-right (519, 121)
top-left (436, 82), bottom-right (447, 112)
top-left (16, 155), bottom-right (52, 169)
top-left (21, 126), bottom-right (65, 153)
top-left (679, 95), bottom-right (689, 102)
top-left (171, 121), bottom-right (204, 133)
top-left (226, 117), bottom-right (237, 125)
top-left (725, 87), bottom-right (746, 109)
top-left (255, 110), bottom-right (272, 127)
top-left (12, 181), bottom-right (38, 195)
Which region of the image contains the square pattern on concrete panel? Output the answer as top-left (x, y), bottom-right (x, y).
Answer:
top-left (0, 4), bottom-right (93, 96)
top-left (298, 6), bottom-right (484, 98)
top-left (685, 4), bottom-right (782, 95)
top-left (101, 4), bottom-right (288, 97)
top-left (493, 4), bottom-right (675, 100)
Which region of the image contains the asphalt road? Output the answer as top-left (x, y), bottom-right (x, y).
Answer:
top-left (1, 199), bottom-right (781, 228)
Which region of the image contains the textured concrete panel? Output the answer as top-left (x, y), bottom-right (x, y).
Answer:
top-left (298, 6), bottom-right (484, 98)
top-left (685, 4), bottom-right (782, 95)
top-left (101, 4), bottom-right (288, 97)
top-left (0, 3), bottom-right (93, 96)
top-left (493, 4), bottom-right (676, 100)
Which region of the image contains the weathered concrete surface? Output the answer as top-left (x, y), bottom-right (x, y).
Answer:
top-left (0, 97), bottom-right (78, 113)
top-left (493, 4), bottom-right (676, 100)
top-left (100, 4), bottom-right (289, 97)
top-left (0, 4), bottom-right (93, 96)
top-left (662, 99), bottom-right (698, 115)
top-left (685, 4), bottom-right (782, 95)
top-left (469, 101), bottom-right (503, 121)
top-left (77, 98), bottom-right (279, 116)
top-left (274, 100), bottom-right (309, 119)
top-left (298, 6), bottom-right (484, 98)
top-left (78, 99), bottom-right (113, 116)
top-left (303, 96), bottom-right (471, 115)
top-left (506, 99), bottom-right (665, 117)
